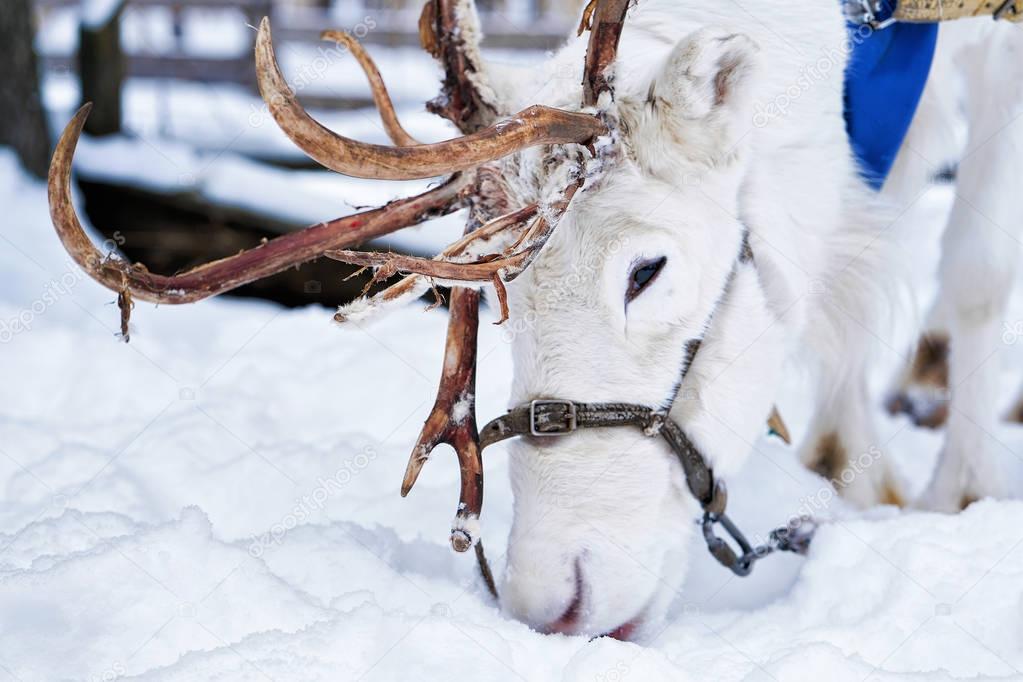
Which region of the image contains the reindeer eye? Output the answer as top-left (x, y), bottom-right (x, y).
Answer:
top-left (626, 257), bottom-right (666, 302)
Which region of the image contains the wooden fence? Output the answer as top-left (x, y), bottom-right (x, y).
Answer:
top-left (36, 0), bottom-right (575, 99)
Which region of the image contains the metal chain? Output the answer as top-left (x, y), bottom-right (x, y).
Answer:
top-left (702, 511), bottom-right (817, 577)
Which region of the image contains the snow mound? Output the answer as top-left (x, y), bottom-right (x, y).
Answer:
top-left (0, 508), bottom-right (328, 680)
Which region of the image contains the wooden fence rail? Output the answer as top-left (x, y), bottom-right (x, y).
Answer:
top-left (35, 0), bottom-right (571, 102)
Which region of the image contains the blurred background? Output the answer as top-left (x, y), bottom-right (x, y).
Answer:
top-left (2, 0), bottom-right (581, 308)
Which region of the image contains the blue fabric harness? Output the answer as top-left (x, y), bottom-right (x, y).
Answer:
top-left (843, 2), bottom-right (938, 189)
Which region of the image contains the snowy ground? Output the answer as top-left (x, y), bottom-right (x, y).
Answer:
top-left (3, 137), bottom-right (1023, 682)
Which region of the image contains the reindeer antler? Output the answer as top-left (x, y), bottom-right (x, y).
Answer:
top-left (321, 29), bottom-right (419, 147)
top-left (333, 202), bottom-right (538, 322)
top-left (47, 1), bottom-right (635, 574)
top-left (49, 104), bottom-right (471, 306)
top-left (256, 19), bottom-right (603, 181)
top-left (582, 0), bottom-right (631, 107)
top-left (419, 0), bottom-right (497, 131)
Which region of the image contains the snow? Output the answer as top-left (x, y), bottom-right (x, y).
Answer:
top-left (4, 142), bottom-right (1023, 681)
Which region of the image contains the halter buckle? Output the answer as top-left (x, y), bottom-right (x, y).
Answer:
top-left (529, 400), bottom-right (578, 436)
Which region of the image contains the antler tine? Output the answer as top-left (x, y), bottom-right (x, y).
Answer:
top-left (334, 202), bottom-right (539, 323)
top-left (256, 18), bottom-right (605, 181)
top-left (328, 244), bottom-right (529, 282)
top-left (581, 0), bottom-right (632, 107)
top-left (398, 244), bottom-right (488, 555)
top-left (325, 178), bottom-right (581, 284)
top-left (327, 201), bottom-right (540, 283)
top-left (377, 182), bottom-right (532, 556)
top-left (502, 178), bottom-right (582, 281)
top-left (400, 285), bottom-right (483, 554)
top-left (48, 104), bottom-right (470, 307)
top-left (321, 30), bottom-right (419, 147)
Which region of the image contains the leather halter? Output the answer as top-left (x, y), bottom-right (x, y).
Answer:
top-left (472, 233), bottom-right (816, 598)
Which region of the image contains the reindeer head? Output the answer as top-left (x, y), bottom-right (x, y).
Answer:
top-left (49, 0), bottom-right (785, 640)
top-left (480, 22), bottom-right (793, 637)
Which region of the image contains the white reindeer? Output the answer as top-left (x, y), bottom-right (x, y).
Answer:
top-left (479, 1), bottom-right (1023, 636)
top-left (48, 0), bottom-right (1022, 641)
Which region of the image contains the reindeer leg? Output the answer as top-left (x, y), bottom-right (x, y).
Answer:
top-left (884, 303), bottom-right (950, 429)
top-left (880, 44), bottom-right (961, 431)
top-left (918, 33), bottom-right (1022, 511)
top-left (918, 215), bottom-right (1017, 511)
top-left (801, 371), bottom-right (905, 508)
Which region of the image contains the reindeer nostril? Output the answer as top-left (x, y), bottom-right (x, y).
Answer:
top-left (543, 559), bottom-right (585, 635)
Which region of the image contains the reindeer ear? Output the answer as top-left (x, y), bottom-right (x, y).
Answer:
top-left (632, 28), bottom-right (760, 178)
top-left (652, 28), bottom-right (760, 121)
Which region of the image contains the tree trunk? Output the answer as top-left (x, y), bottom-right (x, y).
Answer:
top-left (79, 2), bottom-right (126, 137)
top-left (0, 0), bottom-right (51, 179)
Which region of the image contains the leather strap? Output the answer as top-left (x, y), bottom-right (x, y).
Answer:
top-left (478, 399), bottom-right (816, 581)
top-left (480, 400), bottom-right (716, 506)
top-left (894, 0), bottom-right (1023, 22)
top-left (482, 401), bottom-right (657, 444)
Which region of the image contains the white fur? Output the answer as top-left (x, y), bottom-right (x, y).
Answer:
top-left (478, 2), bottom-right (1021, 638)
